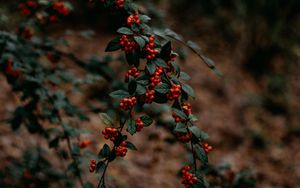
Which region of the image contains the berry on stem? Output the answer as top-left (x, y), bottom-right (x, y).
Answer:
top-left (166, 84), bottom-right (182, 100)
top-left (120, 35), bottom-right (137, 53)
top-left (181, 166), bottom-right (198, 188)
top-left (203, 143), bottom-right (212, 153)
top-left (115, 141), bottom-right (127, 157)
top-left (119, 96), bottom-right (136, 110)
top-left (125, 67), bottom-right (140, 82)
top-left (127, 14), bottom-right (141, 26)
top-left (102, 127), bottom-right (119, 141)
top-left (145, 36), bottom-right (158, 60)
top-left (89, 160), bottom-right (97, 173)
top-left (135, 118), bottom-right (144, 132)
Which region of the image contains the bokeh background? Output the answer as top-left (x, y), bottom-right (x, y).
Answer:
top-left (1, 0), bottom-right (300, 187)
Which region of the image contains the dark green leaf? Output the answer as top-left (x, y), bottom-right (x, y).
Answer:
top-left (125, 52), bottom-right (139, 67)
top-left (153, 58), bottom-right (168, 68)
top-left (172, 108), bottom-right (188, 119)
top-left (99, 113), bottom-right (113, 126)
top-left (117, 27), bottom-right (133, 35)
top-left (109, 90), bottom-right (130, 99)
top-left (139, 15), bottom-right (151, 23)
top-left (189, 126), bottom-right (201, 138)
top-left (95, 161), bottom-right (106, 174)
top-left (146, 61), bottom-right (156, 75)
top-left (179, 72), bottom-right (191, 80)
top-left (182, 83), bottom-right (195, 98)
top-left (140, 115), bottom-right (153, 127)
top-left (171, 61), bottom-right (180, 75)
top-left (174, 123), bottom-right (187, 133)
top-left (99, 144), bottom-right (110, 158)
top-left (126, 141), bottom-right (137, 150)
top-left (105, 37), bottom-right (121, 52)
top-left (134, 36), bottom-right (145, 48)
top-left (128, 78), bottom-right (137, 95)
top-left (195, 145), bottom-right (208, 165)
top-left (136, 84), bottom-right (147, 95)
top-left (127, 118), bottom-right (136, 135)
top-left (154, 83), bottom-right (170, 94)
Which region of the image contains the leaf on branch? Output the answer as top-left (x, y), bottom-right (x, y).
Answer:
top-left (99, 113), bottom-right (113, 126)
top-left (154, 83), bottom-right (170, 94)
top-left (153, 58), bottom-right (168, 67)
top-left (140, 115), bottom-right (153, 127)
top-left (109, 90), bottom-right (130, 99)
top-left (105, 37), bottom-right (121, 52)
top-left (174, 123), bottom-right (187, 133)
top-left (146, 61), bottom-right (156, 75)
top-left (95, 161), bottom-right (106, 174)
top-left (182, 83), bottom-right (195, 98)
top-left (99, 144), bottom-right (110, 158)
top-left (172, 108), bottom-right (188, 119)
top-left (195, 145), bottom-right (208, 165)
top-left (126, 141), bottom-right (137, 150)
top-left (134, 36), bottom-right (146, 48)
top-left (127, 118), bottom-right (136, 135)
top-left (179, 71), bottom-right (191, 80)
top-left (117, 27), bottom-right (134, 35)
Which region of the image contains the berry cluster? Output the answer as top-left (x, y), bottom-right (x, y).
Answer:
top-left (172, 113), bottom-right (184, 123)
top-left (18, 0), bottom-right (38, 16)
top-left (203, 143), bottom-right (212, 153)
top-left (119, 96), bottom-right (136, 110)
top-left (144, 36), bottom-right (158, 60)
top-left (115, 141), bottom-right (127, 157)
top-left (125, 67), bottom-right (140, 81)
top-left (166, 84), bottom-right (182, 100)
top-left (120, 35), bottom-right (137, 53)
top-left (79, 140), bottom-right (92, 148)
top-left (115, 0), bottom-right (125, 9)
top-left (89, 160), bottom-right (97, 173)
top-left (181, 166), bottom-right (198, 188)
top-left (135, 118), bottom-right (144, 132)
top-left (142, 89), bottom-right (155, 104)
top-left (52, 2), bottom-right (70, 16)
top-left (150, 67), bottom-right (163, 87)
top-left (176, 132), bottom-right (192, 143)
top-left (127, 14), bottom-right (141, 26)
top-left (182, 103), bottom-right (192, 115)
top-left (6, 60), bottom-right (21, 78)
top-left (102, 127), bottom-right (119, 141)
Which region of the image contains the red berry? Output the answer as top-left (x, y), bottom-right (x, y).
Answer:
top-left (166, 84), bottom-right (181, 100)
top-left (181, 166), bottom-right (197, 188)
top-left (80, 140), bottom-right (92, 148)
top-left (102, 127), bottom-right (119, 141)
top-left (203, 143), bottom-right (212, 153)
top-left (115, 141), bottom-right (127, 157)
top-left (89, 160), bottom-right (97, 173)
top-left (120, 96), bottom-right (136, 111)
top-left (135, 118), bottom-right (144, 132)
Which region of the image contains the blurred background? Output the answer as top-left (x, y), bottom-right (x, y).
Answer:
top-left (1, 0), bottom-right (300, 187)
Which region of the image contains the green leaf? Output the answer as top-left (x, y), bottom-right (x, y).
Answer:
top-left (109, 90), bottom-right (130, 99)
top-left (146, 61), bottom-right (156, 75)
top-left (105, 37), bottom-right (121, 52)
top-left (171, 61), bottom-right (180, 75)
top-left (136, 84), bottom-right (147, 95)
top-left (126, 141), bottom-right (137, 150)
top-left (187, 40), bottom-right (201, 51)
top-left (128, 78), bottom-right (137, 95)
top-left (164, 29), bottom-right (183, 41)
top-left (189, 126), bottom-right (201, 138)
top-left (154, 83), bottom-right (170, 94)
top-left (117, 27), bottom-right (133, 35)
top-left (99, 113), bottom-right (113, 126)
top-left (140, 115), bottom-right (153, 127)
top-left (172, 108), bottom-right (188, 119)
top-left (179, 72), bottom-right (191, 80)
top-left (153, 58), bottom-right (168, 68)
top-left (99, 144), bottom-right (110, 158)
top-left (95, 161), bottom-right (106, 174)
top-left (139, 15), bottom-right (151, 23)
top-left (134, 36), bottom-right (145, 48)
top-left (195, 145), bottom-right (208, 165)
top-left (182, 83), bottom-right (195, 98)
top-left (125, 52), bottom-right (139, 67)
top-left (127, 118), bottom-right (136, 135)
top-left (83, 182), bottom-right (94, 188)
top-left (174, 123), bottom-right (187, 133)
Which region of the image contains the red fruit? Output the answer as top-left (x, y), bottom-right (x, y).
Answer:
top-left (166, 84), bottom-right (181, 100)
top-left (115, 141), bottom-right (127, 157)
top-left (102, 127), bottom-right (119, 141)
top-left (125, 67), bottom-right (140, 81)
top-left (79, 140), bottom-right (92, 148)
top-left (181, 166), bottom-right (197, 188)
top-left (203, 143), bottom-right (212, 153)
top-left (89, 160), bottom-right (97, 172)
top-left (135, 118), bottom-right (144, 132)
top-left (115, 0), bottom-right (125, 8)
top-left (49, 15), bottom-right (58, 23)
top-left (120, 35), bottom-right (137, 53)
top-left (176, 132), bottom-right (192, 143)
top-left (120, 96), bottom-right (136, 111)
top-left (144, 35), bottom-right (158, 60)
top-left (127, 14), bottom-right (141, 26)
top-left (6, 60), bottom-right (21, 78)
